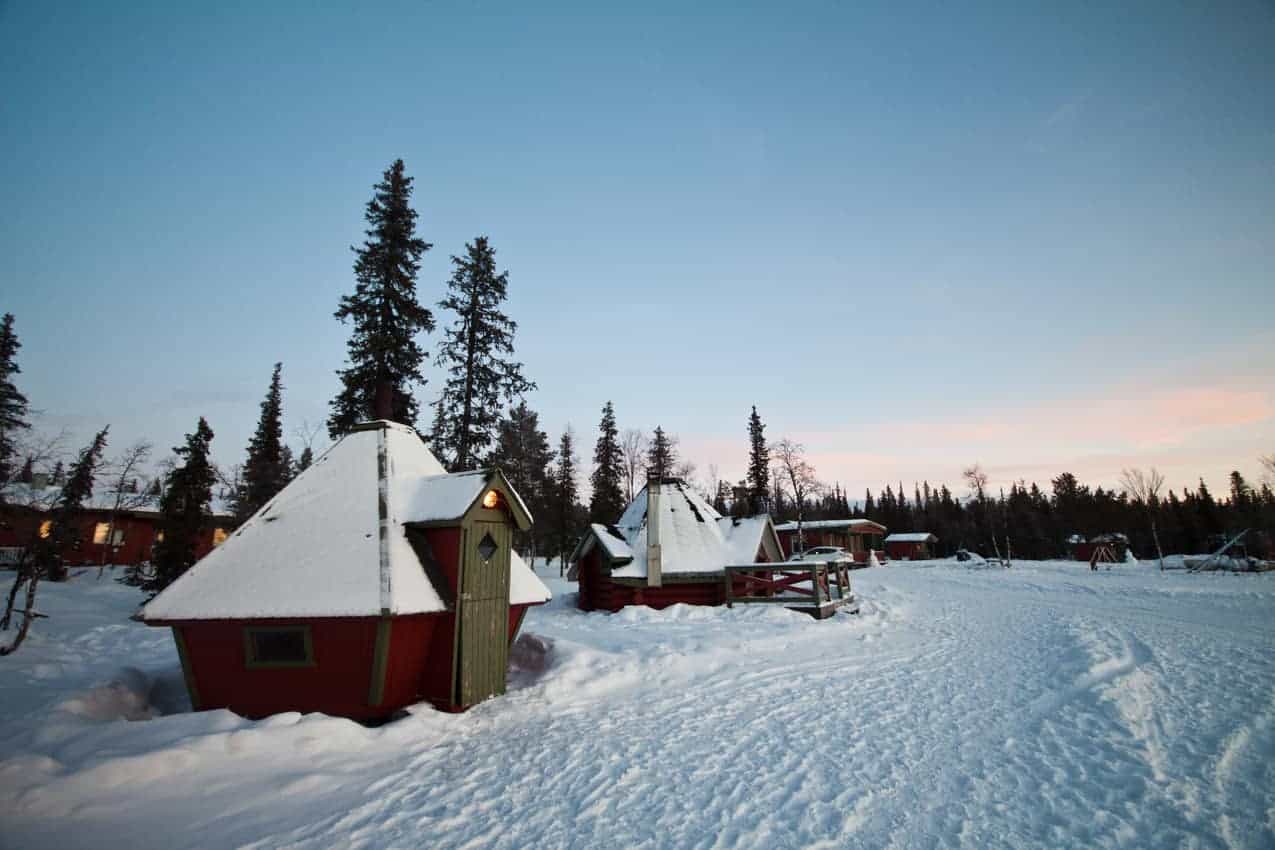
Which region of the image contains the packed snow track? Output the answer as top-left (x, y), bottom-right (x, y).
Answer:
top-left (1, 561), bottom-right (1272, 849)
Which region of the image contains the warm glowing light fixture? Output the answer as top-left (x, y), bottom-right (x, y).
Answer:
top-left (482, 489), bottom-right (500, 510)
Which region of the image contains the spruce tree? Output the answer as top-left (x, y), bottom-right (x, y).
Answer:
top-left (646, 426), bottom-right (677, 480)
top-left (295, 446), bottom-right (314, 475)
top-left (0, 313), bottom-right (31, 488)
top-left (145, 418), bottom-right (216, 596)
top-left (486, 401), bottom-right (555, 556)
top-left (589, 401), bottom-right (625, 522)
top-left (236, 363), bottom-right (287, 523)
top-left (2, 427), bottom-right (108, 652)
top-left (328, 159), bottom-right (435, 438)
top-left (746, 406), bottom-right (769, 514)
top-left (550, 428), bottom-right (581, 575)
top-left (431, 236), bottom-right (534, 471)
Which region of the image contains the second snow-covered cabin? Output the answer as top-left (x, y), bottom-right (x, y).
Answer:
top-left (142, 420), bottom-right (551, 720)
top-left (568, 477), bottom-right (784, 611)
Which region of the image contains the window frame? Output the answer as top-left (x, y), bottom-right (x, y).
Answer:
top-left (242, 625), bottom-right (316, 670)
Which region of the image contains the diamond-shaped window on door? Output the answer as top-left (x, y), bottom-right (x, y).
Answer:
top-left (477, 532), bottom-right (498, 562)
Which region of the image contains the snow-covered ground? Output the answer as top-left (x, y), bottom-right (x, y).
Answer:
top-left (1, 561), bottom-right (1272, 850)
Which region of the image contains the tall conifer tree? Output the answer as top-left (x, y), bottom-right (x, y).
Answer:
top-left (646, 426), bottom-right (677, 480)
top-left (328, 160), bottom-right (434, 438)
top-left (589, 401), bottom-right (625, 522)
top-left (0, 313), bottom-right (31, 488)
top-left (746, 406), bottom-right (769, 514)
top-left (431, 236), bottom-right (533, 471)
top-left (236, 363), bottom-right (287, 522)
top-left (550, 428), bottom-right (581, 574)
top-left (145, 418), bottom-right (216, 596)
top-left (486, 401), bottom-right (555, 556)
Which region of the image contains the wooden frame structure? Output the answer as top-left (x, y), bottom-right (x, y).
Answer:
top-left (723, 560), bottom-right (859, 619)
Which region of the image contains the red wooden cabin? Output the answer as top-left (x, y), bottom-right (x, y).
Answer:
top-left (884, 532), bottom-right (938, 560)
top-left (142, 420), bottom-right (551, 720)
top-left (569, 477), bottom-right (784, 612)
top-left (774, 519), bottom-right (888, 563)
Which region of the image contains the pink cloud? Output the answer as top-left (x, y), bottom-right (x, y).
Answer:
top-left (679, 379), bottom-right (1275, 498)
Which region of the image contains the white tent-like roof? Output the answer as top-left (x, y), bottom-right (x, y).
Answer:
top-left (569, 479), bottom-right (782, 582)
top-left (143, 421), bottom-right (549, 621)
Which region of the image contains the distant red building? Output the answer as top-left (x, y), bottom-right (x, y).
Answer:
top-left (0, 486), bottom-right (233, 568)
top-left (774, 519), bottom-right (888, 563)
top-left (884, 532), bottom-right (938, 560)
top-left (1070, 533), bottom-right (1130, 562)
top-left (142, 421), bottom-right (551, 720)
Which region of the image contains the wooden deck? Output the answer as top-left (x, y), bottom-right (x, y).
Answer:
top-left (723, 561), bottom-right (859, 619)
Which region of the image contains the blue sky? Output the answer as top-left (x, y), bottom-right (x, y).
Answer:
top-left (3, 0), bottom-right (1273, 498)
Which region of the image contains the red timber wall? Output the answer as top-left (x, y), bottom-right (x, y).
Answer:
top-left (174, 616), bottom-right (389, 720)
top-left (884, 541), bottom-right (931, 560)
top-left (173, 606), bottom-right (535, 720)
top-left (0, 507), bottom-right (229, 567)
top-left (577, 543), bottom-right (772, 613)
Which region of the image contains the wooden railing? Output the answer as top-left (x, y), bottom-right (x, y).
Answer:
top-left (723, 560), bottom-right (857, 617)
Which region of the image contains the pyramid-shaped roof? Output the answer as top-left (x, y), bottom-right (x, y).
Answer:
top-left (571, 479), bottom-right (781, 581)
top-left (143, 421), bottom-right (549, 621)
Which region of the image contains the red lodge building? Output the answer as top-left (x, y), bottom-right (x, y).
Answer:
top-left (774, 519), bottom-right (888, 564)
top-left (0, 482), bottom-right (233, 568)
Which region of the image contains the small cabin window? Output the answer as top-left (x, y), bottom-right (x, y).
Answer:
top-left (244, 627), bottom-right (315, 668)
top-left (38, 520), bottom-right (52, 539)
top-left (212, 527), bottom-right (228, 547)
top-left (92, 523), bottom-right (123, 546)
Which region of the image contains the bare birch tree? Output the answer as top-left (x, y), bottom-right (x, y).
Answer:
top-left (97, 440), bottom-right (154, 575)
top-left (770, 438), bottom-right (821, 554)
top-left (962, 464), bottom-right (988, 501)
top-left (1120, 467), bottom-right (1166, 570)
top-left (619, 428), bottom-right (647, 502)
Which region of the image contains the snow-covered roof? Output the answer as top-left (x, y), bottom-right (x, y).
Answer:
top-left (571, 480), bottom-right (778, 582)
top-left (718, 515), bottom-right (783, 565)
top-left (569, 523), bottom-right (635, 565)
top-left (773, 518), bottom-right (887, 534)
top-left (510, 550), bottom-right (552, 606)
top-left (885, 532), bottom-right (937, 543)
top-left (143, 421), bottom-right (549, 621)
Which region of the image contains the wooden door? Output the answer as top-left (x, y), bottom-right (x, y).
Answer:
top-left (455, 521), bottom-right (512, 707)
